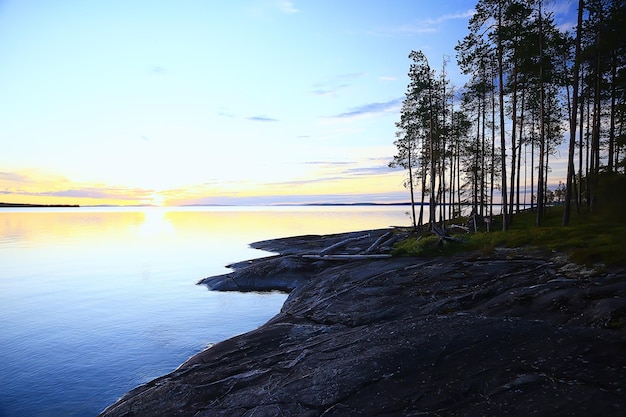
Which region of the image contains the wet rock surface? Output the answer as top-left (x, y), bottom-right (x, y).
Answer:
top-left (100, 229), bottom-right (626, 417)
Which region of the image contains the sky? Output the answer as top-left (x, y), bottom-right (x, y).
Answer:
top-left (0, 0), bottom-right (577, 206)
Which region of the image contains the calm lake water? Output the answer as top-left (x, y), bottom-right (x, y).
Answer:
top-left (0, 206), bottom-right (410, 417)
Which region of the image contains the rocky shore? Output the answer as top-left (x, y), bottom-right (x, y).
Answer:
top-left (99, 228), bottom-right (626, 416)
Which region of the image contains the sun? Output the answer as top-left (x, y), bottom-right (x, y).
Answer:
top-left (149, 191), bottom-right (166, 206)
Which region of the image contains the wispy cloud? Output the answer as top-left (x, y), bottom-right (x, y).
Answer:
top-left (171, 191), bottom-right (408, 206)
top-left (150, 65), bottom-right (166, 74)
top-left (247, 115), bottom-right (279, 122)
top-left (0, 186), bottom-right (152, 201)
top-left (332, 97), bottom-right (402, 119)
top-left (342, 164), bottom-right (398, 177)
top-left (423, 10), bottom-right (475, 26)
top-left (312, 72), bottom-right (365, 98)
top-left (276, 0), bottom-right (299, 14)
top-left (304, 157), bottom-right (399, 178)
top-left (247, 0), bottom-right (299, 17)
top-left (375, 9), bottom-right (475, 36)
top-left (313, 83), bottom-right (350, 97)
top-left (0, 171), bottom-right (30, 184)
top-left (45, 188), bottom-right (151, 200)
top-left (551, 1), bottom-right (576, 34)
top-left (304, 161), bottom-right (351, 166)
top-left (217, 110), bottom-right (235, 118)
top-left (0, 169), bottom-right (153, 202)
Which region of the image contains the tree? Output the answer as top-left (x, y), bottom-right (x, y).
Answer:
top-left (467, 0), bottom-right (532, 230)
top-left (396, 0), bottom-right (625, 230)
top-left (393, 51), bottom-right (457, 229)
top-left (456, 32), bottom-right (497, 217)
top-left (390, 101), bottom-right (420, 228)
top-left (563, 0), bottom-right (584, 226)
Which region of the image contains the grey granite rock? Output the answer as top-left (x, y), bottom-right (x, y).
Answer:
top-left (99, 231), bottom-right (626, 417)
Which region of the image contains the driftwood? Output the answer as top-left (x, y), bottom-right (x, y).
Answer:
top-left (466, 213), bottom-right (493, 232)
top-left (380, 235), bottom-right (398, 249)
top-left (431, 225), bottom-right (464, 244)
top-left (305, 231), bottom-right (398, 261)
top-left (318, 235), bottom-right (369, 256)
top-left (303, 254), bottom-right (393, 260)
top-left (449, 224), bottom-right (470, 233)
top-left (364, 231), bottom-right (394, 254)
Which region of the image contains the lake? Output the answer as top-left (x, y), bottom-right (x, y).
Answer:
top-left (0, 206), bottom-right (410, 416)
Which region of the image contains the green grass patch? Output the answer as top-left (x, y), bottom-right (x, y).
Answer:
top-left (393, 207), bottom-right (626, 267)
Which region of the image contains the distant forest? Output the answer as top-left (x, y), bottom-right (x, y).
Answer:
top-left (390, 0), bottom-right (625, 230)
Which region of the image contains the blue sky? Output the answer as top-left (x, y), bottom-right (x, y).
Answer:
top-left (0, 0), bottom-right (575, 205)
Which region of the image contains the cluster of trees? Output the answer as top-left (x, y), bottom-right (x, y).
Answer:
top-left (390, 0), bottom-right (625, 230)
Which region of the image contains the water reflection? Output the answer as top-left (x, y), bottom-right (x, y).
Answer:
top-left (133, 209), bottom-right (175, 237)
top-left (0, 206), bottom-right (409, 417)
top-left (0, 208), bottom-right (144, 248)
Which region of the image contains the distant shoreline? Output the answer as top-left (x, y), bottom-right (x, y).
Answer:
top-left (0, 203), bottom-right (80, 208)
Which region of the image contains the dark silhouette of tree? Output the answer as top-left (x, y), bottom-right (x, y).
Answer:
top-left (393, 0), bottom-right (625, 228)
top-left (563, 0), bottom-right (584, 226)
top-left (392, 51), bottom-right (469, 229)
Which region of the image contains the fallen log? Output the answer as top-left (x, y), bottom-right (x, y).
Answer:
top-left (431, 225), bottom-right (464, 244)
top-left (303, 254), bottom-right (392, 260)
top-left (364, 231), bottom-right (394, 254)
top-left (449, 224), bottom-right (470, 233)
top-left (318, 234), bottom-right (369, 256)
top-left (380, 235), bottom-right (398, 249)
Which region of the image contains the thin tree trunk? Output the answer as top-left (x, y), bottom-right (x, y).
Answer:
top-left (408, 143), bottom-right (417, 229)
top-left (530, 123), bottom-right (535, 211)
top-left (578, 86), bottom-right (584, 210)
top-left (608, 49), bottom-right (617, 172)
top-left (490, 78), bottom-right (496, 219)
top-left (516, 91), bottom-right (526, 212)
top-left (456, 133), bottom-right (462, 217)
top-left (497, 4), bottom-right (508, 230)
top-left (481, 92), bottom-right (487, 217)
top-left (440, 58), bottom-right (447, 226)
top-left (509, 62), bottom-right (518, 225)
top-left (536, 0), bottom-right (545, 226)
top-left (563, 0), bottom-right (583, 226)
top-left (590, 46), bottom-right (602, 213)
top-left (524, 143), bottom-right (532, 210)
top-left (585, 93), bottom-right (591, 210)
top-left (448, 97), bottom-right (455, 220)
top-left (418, 163), bottom-right (425, 227)
top-left (474, 102), bottom-right (480, 215)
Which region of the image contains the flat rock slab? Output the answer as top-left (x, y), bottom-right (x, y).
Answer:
top-left (100, 231), bottom-right (626, 417)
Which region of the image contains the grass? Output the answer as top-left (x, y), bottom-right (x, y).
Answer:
top-left (392, 206), bottom-right (626, 267)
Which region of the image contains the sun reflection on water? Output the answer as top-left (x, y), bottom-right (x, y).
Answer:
top-left (133, 208), bottom-right (175, 237)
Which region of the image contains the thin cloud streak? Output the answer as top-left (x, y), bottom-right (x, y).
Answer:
top-left (247, 115), bottom-right (279, 122)
top-left (332, 98), bottom-right (403, 119)
top-left (312, 73), bottom-right (365, 98)
top-left (173, 191), bottom-right (409, 206)
top-left (277, 0), bottom-right (299, 14)
top-left (423, 10), bottom-right (475, 25)
top-left (312, 83), bottom-right (350, 97)
top-left (375, 9), bottom-right (475, 36)
top-left (1, 187), bottom-right (152, 201)
top-left (0, 169), bottom-right (154, 202)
